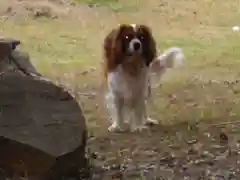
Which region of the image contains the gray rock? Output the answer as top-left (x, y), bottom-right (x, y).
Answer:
top-left (0, 41), bottom-right (87, 179)
top-left (0, 39), bottom-right (13, 59)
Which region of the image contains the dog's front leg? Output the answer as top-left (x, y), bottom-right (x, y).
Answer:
top-left (131, 96), bottom-right (148, 132)
top-left (108, 95), bottom-right (126, 132)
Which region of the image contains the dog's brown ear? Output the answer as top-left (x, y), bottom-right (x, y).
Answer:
top-left (111, 24), bottom-right (129, 64)
top-left (103, 29), bottom-right (115, 60)
top-left (139, 25), bottom-right (157, 66)
top-left (103, 28), bottom-right (117, 72)
top-left (105, 24), bottom-right (128, 50)
top-left (103, 25), bottom-right (128, 72)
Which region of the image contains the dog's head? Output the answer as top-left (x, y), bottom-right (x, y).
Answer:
top-left (104, 24), bottom-right (157, 75)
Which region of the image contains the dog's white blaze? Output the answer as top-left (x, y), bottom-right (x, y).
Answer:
top-left (131, 24), bottom-right (137, 31)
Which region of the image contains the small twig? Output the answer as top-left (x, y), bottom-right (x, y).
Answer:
top-left (78, 92), bottom-right (97, 96)
top-left (209, 120), bottom-right (240, 127)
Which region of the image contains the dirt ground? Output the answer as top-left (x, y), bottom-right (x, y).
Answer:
top-left (87, 120), bottom-right (240, 179)
top-left (76, 79), bottom-right (240, 180)
top-left (76, 72), bottom-right (240, 180)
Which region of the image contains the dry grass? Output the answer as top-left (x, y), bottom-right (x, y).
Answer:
top-left (1, 0), bottom-right (240, 179)
top-left (1, 0), bottom-right (240, 129)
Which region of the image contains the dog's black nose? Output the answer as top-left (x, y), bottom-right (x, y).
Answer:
top-left (133, 41), bottom-right (141, 51)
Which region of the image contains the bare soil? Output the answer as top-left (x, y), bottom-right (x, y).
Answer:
top-left (87, 121), bottom-right (240, 179)
top-left (76, 78), bottom-right (240, 180)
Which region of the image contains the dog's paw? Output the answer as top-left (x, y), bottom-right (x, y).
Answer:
top-left (108, 123), bottom-right (127, 133)
top-left (130, 125), bottom-right (148, 132)
top-left (145, 117), bottom-right (159, 126)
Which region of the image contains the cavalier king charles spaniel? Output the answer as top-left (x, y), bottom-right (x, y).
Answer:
top-left (103, 24), bottom-right (184, 132)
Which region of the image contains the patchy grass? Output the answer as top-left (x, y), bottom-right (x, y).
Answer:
top-left (1, 0), bottom-right (240, 127)
top-left (1, 0), bottom-right (240, 125)
top-left (1, 0), bottom-right (240, 178)
top-left (73, 0), bottom-right (139, 12)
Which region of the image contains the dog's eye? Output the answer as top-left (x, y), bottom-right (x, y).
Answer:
top-left (124, 35), bottom-right (129, 39)
top-left (139, 35), bottom-right (145, 40)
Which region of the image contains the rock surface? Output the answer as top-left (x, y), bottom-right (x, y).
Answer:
top-left (0, 38), bottom-right (16, 60)
top-left (0, 39), bottom-right (87, 179)
top-left (0, 73), bottom-right (87, 179)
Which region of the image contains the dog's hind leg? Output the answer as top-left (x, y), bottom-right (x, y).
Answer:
top-left (142, 100), bottom-right (159, 126)
top-left (143, 79), bottom-right (159, 126)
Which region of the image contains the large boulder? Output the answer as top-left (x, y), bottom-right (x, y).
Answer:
top-left (0, 39), bottom-right (88, 179)
top-left (0, 38), bottom-right (15, 59)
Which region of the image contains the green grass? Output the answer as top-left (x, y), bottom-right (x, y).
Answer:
top-left (1, 0), bottom-right (240, 127)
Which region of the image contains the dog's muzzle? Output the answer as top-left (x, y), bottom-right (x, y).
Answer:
top-left (128, 38), bottom-right (142, 53)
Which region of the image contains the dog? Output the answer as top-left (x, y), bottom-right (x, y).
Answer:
top-left (103, 24), bottom-right (184, 132)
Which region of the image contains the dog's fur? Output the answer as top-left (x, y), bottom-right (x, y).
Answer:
top-left (103, 24), bottom-right (184, 132)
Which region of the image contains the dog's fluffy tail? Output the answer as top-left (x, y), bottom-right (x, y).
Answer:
top-left (150, 47), bottom-right (184, 74)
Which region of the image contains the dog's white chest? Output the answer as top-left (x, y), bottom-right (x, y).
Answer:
top-left (108, 66), bottom-right (149, 102)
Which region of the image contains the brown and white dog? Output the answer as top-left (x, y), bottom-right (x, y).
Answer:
top-left (103, 24), bottom-right (184, 132)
